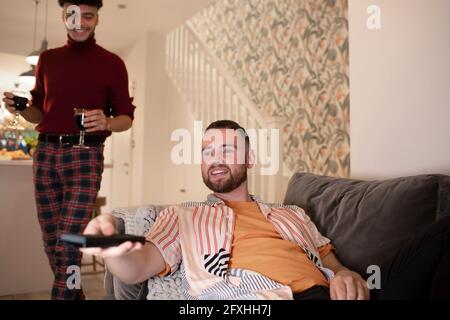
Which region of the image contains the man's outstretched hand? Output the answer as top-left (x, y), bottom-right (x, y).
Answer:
top-left (81, 214), bottom-right (143, 258)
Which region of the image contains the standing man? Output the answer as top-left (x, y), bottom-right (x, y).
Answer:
top-left (2, 0), bottom-right (135, 300)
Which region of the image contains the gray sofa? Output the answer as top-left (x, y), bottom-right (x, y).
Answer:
top-left (104, 173), bottom-right (450, 300)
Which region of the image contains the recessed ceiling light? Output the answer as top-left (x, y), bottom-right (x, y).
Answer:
top-left (118, 4), bottom-right (126, 9)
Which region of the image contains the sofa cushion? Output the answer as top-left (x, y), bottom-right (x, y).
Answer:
top-left (283, 173), bottom-right (450, 277)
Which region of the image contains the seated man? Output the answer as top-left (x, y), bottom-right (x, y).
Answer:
top-left (83, 120), bottom-right (450, 300)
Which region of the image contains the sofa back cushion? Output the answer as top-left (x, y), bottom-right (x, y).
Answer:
top-left (283, 173), bottom-right (450, 276)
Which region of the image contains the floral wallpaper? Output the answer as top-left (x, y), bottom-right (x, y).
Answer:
top-left (190, 0), bottom-right (350, 177)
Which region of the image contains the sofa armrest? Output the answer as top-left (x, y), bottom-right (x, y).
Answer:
top-left (112, 204), bottom-right (167, 236)
top-left (111, 206), bottom-right (140, 235)
top-left (104, 205), bottom-right (167, 300)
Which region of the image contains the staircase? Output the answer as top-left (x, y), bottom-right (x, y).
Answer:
top-left (166, 22), bottom-right (286, 203)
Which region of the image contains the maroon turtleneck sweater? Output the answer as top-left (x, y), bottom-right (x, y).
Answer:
top-left (31, 35), bottom-right (135, 136)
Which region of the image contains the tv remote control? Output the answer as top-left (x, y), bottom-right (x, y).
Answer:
top-left (61, 233), bottom-right (146, 248)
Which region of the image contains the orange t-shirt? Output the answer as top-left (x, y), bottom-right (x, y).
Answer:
top-left (227, 201), bottom-right (332, 293)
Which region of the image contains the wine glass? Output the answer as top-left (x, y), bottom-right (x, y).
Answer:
top-left (8, 89), bottom-right (31, 130)
top-left (73, 108), bottom-right (90, 149)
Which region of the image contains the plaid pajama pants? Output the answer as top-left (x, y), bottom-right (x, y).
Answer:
top-left (33, 142), bottom-right (104, 300)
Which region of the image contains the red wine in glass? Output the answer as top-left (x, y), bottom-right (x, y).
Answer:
top-left (13, 96), bottom-right (28, 111)
top-left (75, 114), bottom-right (86, 131)
top-left (8, 89), bottom-right (31, 129)
top-left (73, 108), bottom-right (89, 149)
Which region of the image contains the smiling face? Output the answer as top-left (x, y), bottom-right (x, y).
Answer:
top-left (201, 128), bottom-right (251, 194)
top-left (62, 3), bottom-right (99, 42)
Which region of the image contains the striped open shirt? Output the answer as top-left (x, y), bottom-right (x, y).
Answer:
top-left (146, 194), bottom-right (334, 300)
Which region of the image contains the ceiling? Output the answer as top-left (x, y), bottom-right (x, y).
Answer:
top-left (0, 0), bottom-right (216, 57)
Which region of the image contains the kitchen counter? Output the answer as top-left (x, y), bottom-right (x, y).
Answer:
top-left (0, 159), bottom-right (33, 166)
top-left (0, 158), bottom-right (113, 296)
top-left (0, 162), bottom-right (53, 296)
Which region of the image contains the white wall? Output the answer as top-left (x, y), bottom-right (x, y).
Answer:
top-left (349, 0), bottom-right (450, 179)
top-left (141, 32), bottom-right (168, 205)
top-left (123, 32), bottom-right (209, 207)
top-left (145, 32), bottom-right (209, 205)
top-left (164, 79), bottom-right (210, 203)
top-left (122, 35), bottom-right (148, 206)
top-left (0, 164), bottom-right (53, 296)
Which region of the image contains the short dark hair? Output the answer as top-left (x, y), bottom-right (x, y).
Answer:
top-left (58, 0), bottom-right (103, 9)
top-left (205, 120), bottom-right (250, 149)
